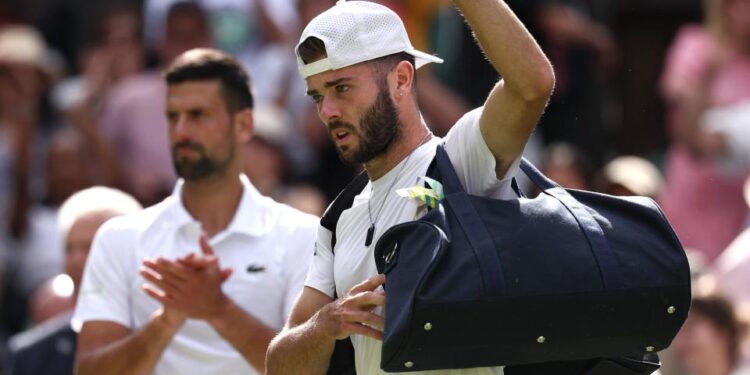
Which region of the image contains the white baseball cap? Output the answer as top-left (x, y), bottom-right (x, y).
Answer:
top-left (295, 0), bottom-right (443, 79)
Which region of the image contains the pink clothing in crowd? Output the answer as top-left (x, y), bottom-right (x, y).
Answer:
top-left (659, 25), bottom-right (750, 263)
top-left (715, 227), bottom-right (750, 304)
top-left (100, 71), bottom-right (177, 202)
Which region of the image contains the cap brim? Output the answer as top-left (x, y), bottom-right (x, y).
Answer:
top-left (408, 49), bottom-right (443, 69)
top-left (298, 56), bottom-right (334, 79)
top-left (297, 48), bottom-right (443, 79)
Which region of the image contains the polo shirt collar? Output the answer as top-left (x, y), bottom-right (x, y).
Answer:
top-left (167, 174), bottom-right (266, 238)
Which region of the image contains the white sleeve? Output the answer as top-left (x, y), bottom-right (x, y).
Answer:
top-left (702, 100), bottom-right (750, 173)
top-left (443, 107), bottom-right (520, 199)
top-left (281, 214), bottom-right (319, 319)
top-left (71, 219), bottom-right (134, 331)
top-left (303, 225), bottom-right (336, 299)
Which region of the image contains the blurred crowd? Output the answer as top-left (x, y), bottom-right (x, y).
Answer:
top-left (0, 0), bottom-right (749, 374)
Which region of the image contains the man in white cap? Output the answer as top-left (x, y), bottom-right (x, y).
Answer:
top-left (266, 1), bottom-right (554, 374)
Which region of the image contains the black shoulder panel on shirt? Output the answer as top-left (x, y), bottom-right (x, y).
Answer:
top-left (319, 171), bottom-right (369, 253)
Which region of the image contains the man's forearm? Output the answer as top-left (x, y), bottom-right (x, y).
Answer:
top-left (207, 297), bottom-right (277, 373)
top-left (455, 0), bottom-right (553, 100)
top-left (266, 314), bottom-right (336, 375)
top-left (76, 313), bottom-right (182, 375)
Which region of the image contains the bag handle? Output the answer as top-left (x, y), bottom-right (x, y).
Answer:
top-left (434, 144), bottom-right (624, 290)
top-left (434, 146), bottom-right (506, 297)
top-left (519, 158), bottom-right (624, 288)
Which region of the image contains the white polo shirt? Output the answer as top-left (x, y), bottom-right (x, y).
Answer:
top-left (73, 174), bottom-right (318, 375)
top-left (306, 108), bottom-right (517, 375)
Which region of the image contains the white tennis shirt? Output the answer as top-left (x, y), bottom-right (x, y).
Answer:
top-left (73, 174), bottom-right (318, 375)
top-left (306, 108), bottom-right (518, 375)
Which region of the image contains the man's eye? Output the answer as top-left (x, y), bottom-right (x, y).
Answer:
top-left (336, 85), bottom-right (349, 93)
top-left (311, 94), bottom-right (323, 103)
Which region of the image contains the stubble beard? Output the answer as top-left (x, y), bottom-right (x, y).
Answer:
top-left (172, 134), bottom-right (235, 181)
top-left (330, 85), bottom-right (401, 166)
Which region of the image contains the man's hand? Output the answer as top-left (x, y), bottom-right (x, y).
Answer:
top-left (316, 274), bottom-right (386, 341)
top-left (140, 233), bottom-right (233, 320)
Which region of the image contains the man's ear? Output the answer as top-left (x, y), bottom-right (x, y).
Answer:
top-left (393, 60), bottom-right (415, 101)
top-left (235, 108), bottom-right (254, 144)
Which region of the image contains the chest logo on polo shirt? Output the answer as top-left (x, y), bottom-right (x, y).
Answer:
top-left (246, 264), bottom-right (266, 273)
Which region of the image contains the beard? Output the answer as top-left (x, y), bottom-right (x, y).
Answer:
top-left (329, 84), bottom-right (401, 165)
top-left (172, 140), bottom-right (234, 181)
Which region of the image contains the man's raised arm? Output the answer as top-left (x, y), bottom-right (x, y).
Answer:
top-left (455, 0), bottom-right (555, 177)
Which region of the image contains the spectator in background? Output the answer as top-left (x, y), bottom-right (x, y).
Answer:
top-left (8, 128), bottom-right (93, 331)
top-left (601, 155), bottom-right (664, 199)
top-left (540, 142), bottom-right (594, 191)
top-left (701, 100), bottom-right (750, 173)
top-left (144, 0), bottom-right (298, 116)
top-left (51, 2), bottom-right (147, 191)
top-left (5, 187), bottom-right (141, 375)
top-left (5, 115), bottom-right (125, 338)
top-left (0, 25), bottom-right (59, 240)
top-left (672, 293), bottom-right (750, 375)
top-left (531, 0), bottom-right (618, 164)
top-left (659, 0), bottom-right (750, 264)
top-left (677, 177), bottom-right (750, 374)
top-left (74, 49), bottom-right (318, 375)
top-left (0, 24), bottom-right (60, 339)
top-left (714, 177), bottom-right (750, 333)
top-left (99, 1), bottom-right (211, 205)
top-left (142, 0), bottom-right (295, 56)
top-left (1, 16), bottom-right (139, 333)
top-left (52, 2), bottom-right (145, 114)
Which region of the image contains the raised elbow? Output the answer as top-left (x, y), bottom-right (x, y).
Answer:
top-left (523, 67), bottom-right (556, 104)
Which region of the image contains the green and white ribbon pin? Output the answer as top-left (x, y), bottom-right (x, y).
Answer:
top-left (397, 176), bottom-right (445, 208)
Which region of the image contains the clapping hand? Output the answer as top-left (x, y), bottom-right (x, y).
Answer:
top-left (141, 233), bottom-right (234, 322)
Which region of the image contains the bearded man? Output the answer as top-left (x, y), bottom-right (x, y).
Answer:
top-left (73, 48), bottom-right (318, 375)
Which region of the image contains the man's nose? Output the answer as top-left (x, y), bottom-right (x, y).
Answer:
top-left (318, 96), bottom-right (342, 123)
top-left (171, 114), bottom-right (193, 140)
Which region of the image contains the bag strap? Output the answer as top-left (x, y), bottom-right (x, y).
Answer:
top-left (518, 159), bottom-right (624, 288)
top-left (321, 170), bottom-right (369, 253)
top-left (433, 145), bottom-right (506, 297)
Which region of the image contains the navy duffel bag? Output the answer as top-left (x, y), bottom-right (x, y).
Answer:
top-left (373, 144), bottom-right (691, 373)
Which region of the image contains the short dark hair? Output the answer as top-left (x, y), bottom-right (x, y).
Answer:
top-left (164, 48), bottom-right (254, 113)
top-left (297, 37), bottom-right (416, 91)
top-left (297, 36), bottom-right (328, 65)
